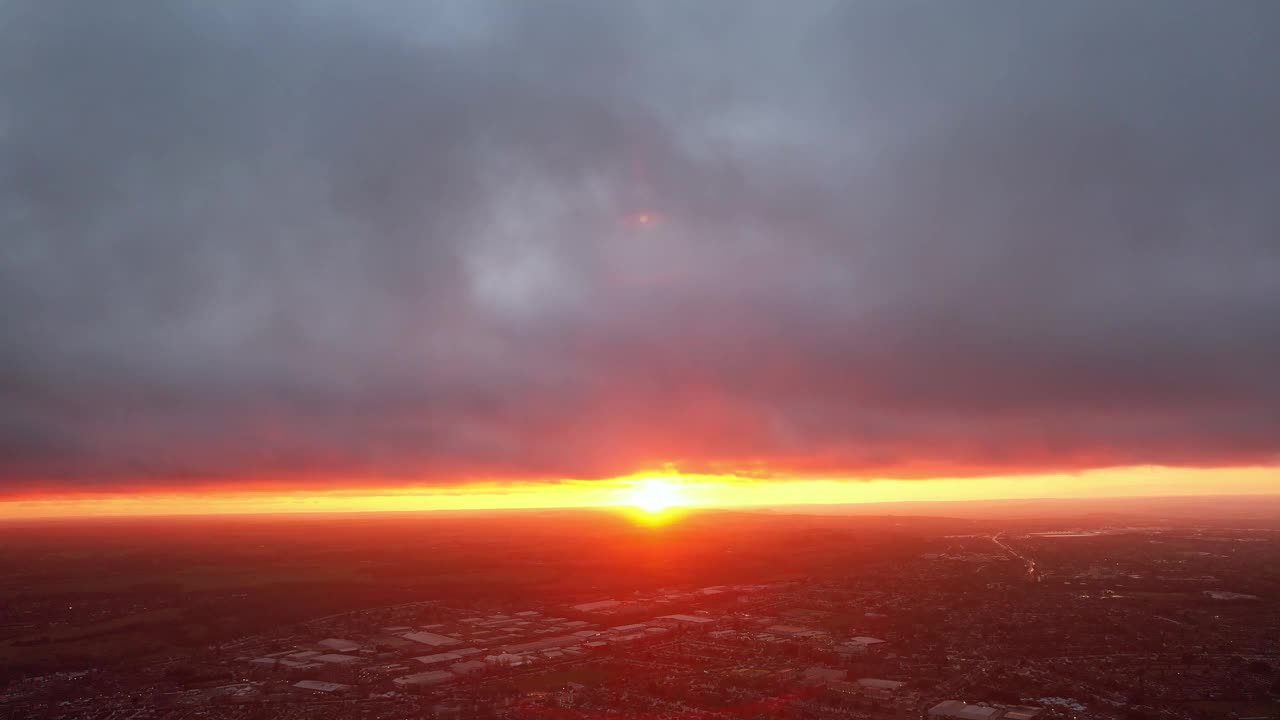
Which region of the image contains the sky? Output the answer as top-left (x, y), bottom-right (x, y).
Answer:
top-left (1, 1), bottom-right (1279, 514)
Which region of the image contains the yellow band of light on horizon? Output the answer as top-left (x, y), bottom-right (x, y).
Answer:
top-left (0, 465), bottom-right (1275, 520)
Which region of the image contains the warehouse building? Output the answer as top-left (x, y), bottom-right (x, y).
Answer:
top-left (403, 631), bottom-right (463, 648)
top-left (293, 680), bottom-right (351, 694)
top-left (504, 635), bottom-right (580, 653)
top-left (393, 670), bottom-right (455, 687)
top-left (572, 600), bottom-right (622, 612)
top-left (318, 638), bottom-right (360, 652)
top-left (929, 701), bottom-right (1002, 720)
top-left (413, 652), bottom-right (463, 667)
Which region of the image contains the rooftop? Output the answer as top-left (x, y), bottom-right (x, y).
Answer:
top-left (572, 600), bottom-right (622, 612)
top-left (413, 652), bottom-right (463, 666)
top-left (393, 670), bottom-right (455, 687)
top-left (850, 636), bottom-right (886, 645)
top-left (658, 614), bottom-right (714, 624)
top-left (402, 631), bottom-right (463, 647)
top-left (318, 638), bottom-right (360, 652)
top-left (293, 680), bottom-right (350, 693)
top-left (505, 635), bottom-right (580, 653)
top-left (312, 653), bottom-right (362, 664)
top-left (929, 701), bottom-right (1002, 720)
top-left (857, 678), bottom-right (905, 691)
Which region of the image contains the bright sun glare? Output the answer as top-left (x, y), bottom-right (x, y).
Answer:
top-left (624, 477), bottom-right (686, 513)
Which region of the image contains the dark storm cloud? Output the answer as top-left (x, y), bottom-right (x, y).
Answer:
top-left (2, 0), bottom-right (1279, 492)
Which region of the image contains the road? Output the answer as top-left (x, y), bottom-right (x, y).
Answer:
top-left (991, 532), bottom-right (1039, 582)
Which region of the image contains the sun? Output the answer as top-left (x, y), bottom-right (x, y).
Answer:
top-left (623, 477), bottom-right (686, 513)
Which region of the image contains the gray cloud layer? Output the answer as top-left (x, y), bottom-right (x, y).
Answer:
top-left (2, 1), bottom-right (1279, 492)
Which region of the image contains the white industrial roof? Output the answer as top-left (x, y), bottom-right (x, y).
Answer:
top-left (312, 653), bottom-right (362, 664)
top-left (413, 652), bottom-right (463, 666)
top-left (403, 631), bottom-right (463, 647)
top-left (251, 657), bottom-right (318, 669)
top-left (857, 678), bottom-right (905, 690)
top-left (930, 701), bottom-right (968, 717)
top-left (803, 666), bottom-right (847, 683)
top-left (929, 701), bottom-right (1001, 720)
top-left (658, 614), bottom-right (714, 624)
top-left (451, 660), bottom-right (487, 674)
top-left (572, 600), bottom-right (622, 612)
top-left (318, 638), bottom-right (360, 652)
top-left (393, 670), bottom-right (454, 686)
top-left (293, 680), bottom-right (350, 693)
top-left (485, 653), bottom-right (528, 666)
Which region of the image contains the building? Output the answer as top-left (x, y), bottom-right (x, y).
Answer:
top-left (435, 701), bottom-right (466, 720)
top-left (413, 652), bottom-right (463, 667)
top-left (656, 614), bottom-right (715, 626)
top-left (504, 635), bottom-right (579, 653)
top-left (292, 680), bottom-right (351, 694)
top-left (856, 678), bottom-right (905, 697)
top-left (403, 631), bottom-right (463, 648)
top-left (802, 666), bottom-right (847, 685)
top-left (836, 636), bottom-right (887, 657)
top-left (485, 653), bottom-right (528, 667)
top-left (393, 670), bottom-right (455, 687)
top-left (929, 701), bottom-right (1003, 720)
top-left (572, 600), bottom-right (622, 612)
top-left (251, 657), bottom-right (319, 671)
top-left (850, 636), bottom-right (886, 647)
top-left (318, 638), bottom-right (360, 652)
top-left (450, 660), bottom-right (487, 676)
top-left (312, 653), bottom-right (362, 665)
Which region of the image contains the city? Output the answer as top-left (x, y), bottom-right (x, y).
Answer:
top-left (2, 505), bottom-right (1276, 720)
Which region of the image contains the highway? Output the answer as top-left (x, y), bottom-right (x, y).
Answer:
top-left (991, 532), bottom-right (1039, 582)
